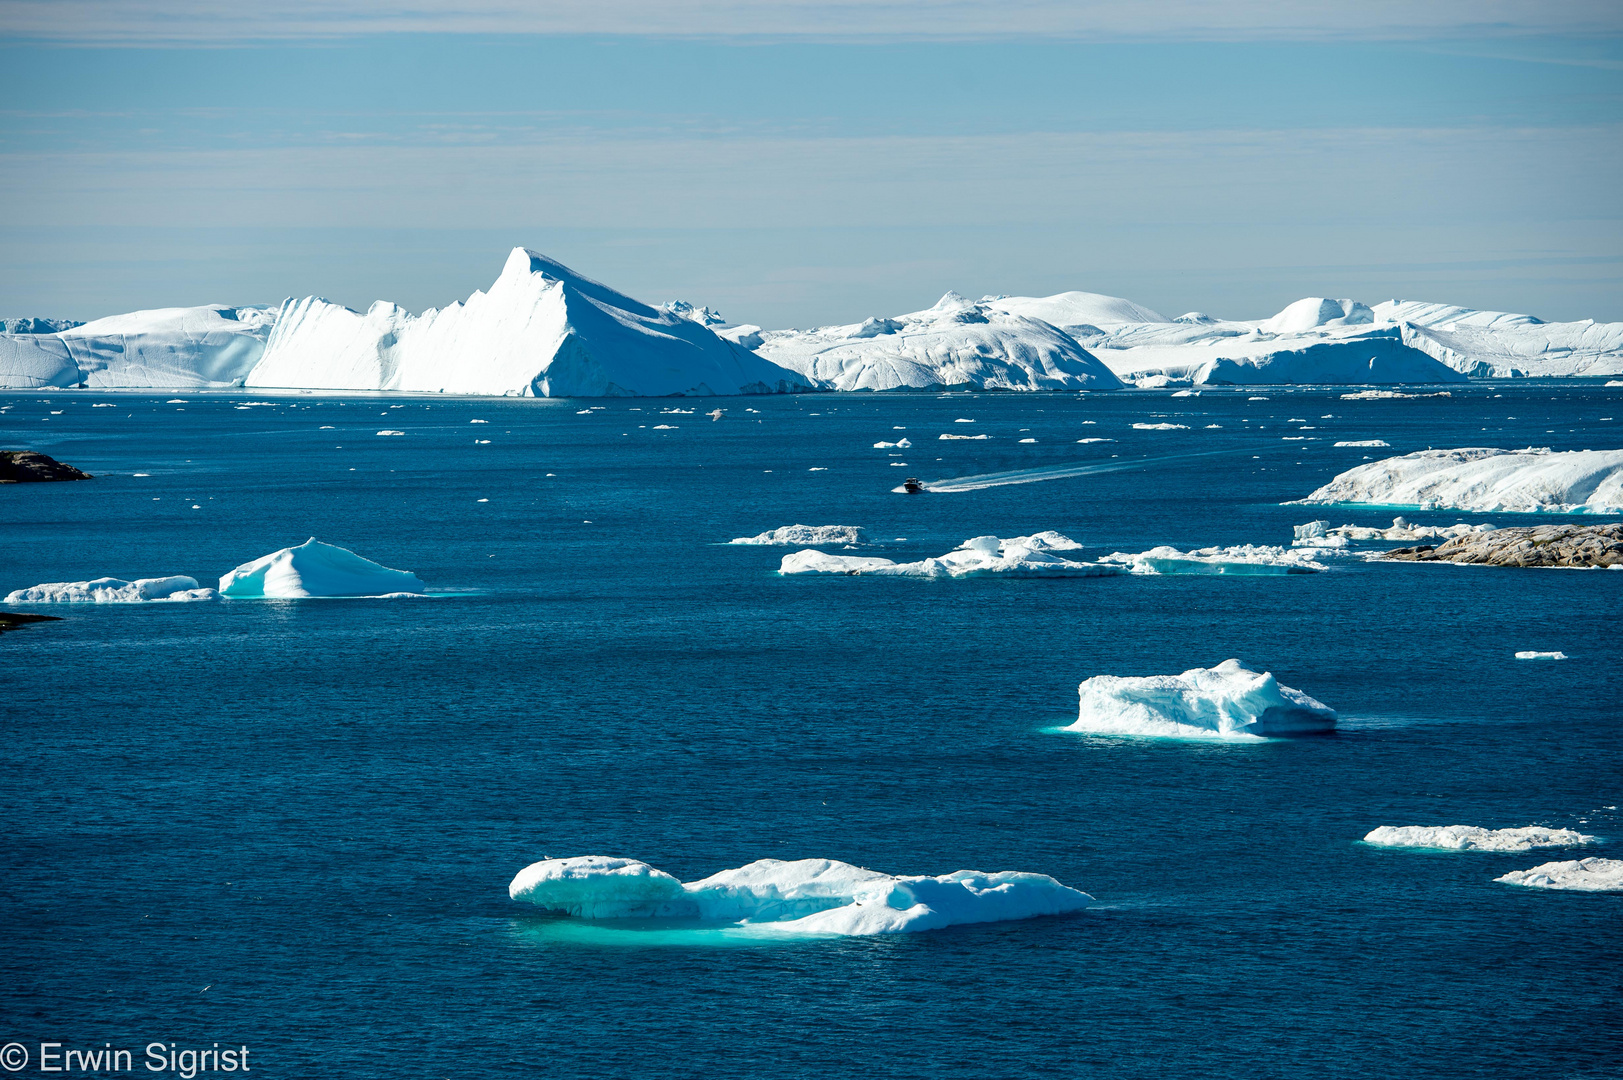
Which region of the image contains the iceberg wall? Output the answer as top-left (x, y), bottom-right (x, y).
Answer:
top-left (247, 249), bottom-right (813, 398)
top-left (0, 306), bottom-right (276, 389)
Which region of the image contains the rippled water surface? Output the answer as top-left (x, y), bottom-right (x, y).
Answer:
top-left (2, 385), bottom-right (1619, 1078)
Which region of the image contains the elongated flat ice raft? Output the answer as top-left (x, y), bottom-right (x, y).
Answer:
top-left (509, 856), bottom-right (1092, 935)
top-left (1066, 658), bottom-right (1337, 739)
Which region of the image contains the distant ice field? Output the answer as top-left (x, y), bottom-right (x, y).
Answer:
top-left (1, 382), bottom-right (1619, 1080)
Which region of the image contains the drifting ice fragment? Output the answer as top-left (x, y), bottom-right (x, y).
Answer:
top-left (1101, 545), bottom-right (1323, 574)
top-left (780, 533), bottom-right (1116, 579)
top-left (729, 525), bottom-right (867, 546)
top-left (1495, 858), bottom-right (1623, 892)
top-left (4, 576), bottom-right (217, 603)
top-left (1066, 659), bottom-right (1337, 739)
top-left (1515, 651), bottom-right (1568, 660)
top-left (218, 538), bottom-right (425, 598)
top-left (509, 855), bottom-right (1092, 935)
top-left (1363, 825), bottom-right (1597, 851)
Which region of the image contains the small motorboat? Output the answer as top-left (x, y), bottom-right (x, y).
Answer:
top-left (902, 477), bottom-right (925, 494)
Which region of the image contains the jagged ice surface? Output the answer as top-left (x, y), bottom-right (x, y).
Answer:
top-left (509, 856), bottom-right (1092, 935)
top-left (729, 525), bottom-right (867, 546)
top-left (1363, 826), bottom-right (1598, 852)
top-left (4, 576), bottom-right (217, 603)
top-left (1298, 448), bottom-right (1623, 514)
top-left (1067, 659), bottom-right (1337, 739)
top-left (779, 533), bottom-right (1120, 578)
top-left (1495, 858), bottom-right (1623, 892)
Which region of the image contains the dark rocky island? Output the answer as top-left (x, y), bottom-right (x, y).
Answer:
top-left (1386, 523), bottom-right (1623, 569)
top-left (0, 450), bottom-right (93, 483)
top-left (0, 612), bottom-right (62, 635)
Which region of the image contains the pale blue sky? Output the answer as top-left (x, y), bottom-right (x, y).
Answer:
top-left (2, 4), bottom-right (1620, 326)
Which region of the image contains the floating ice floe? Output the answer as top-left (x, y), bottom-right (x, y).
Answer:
top-left (1295, 447), bottom-right (1623, 514)
top-left (376, 429), bottom-right (405, 436)
top-left (873, 438), bottom-right (912, 448)
top-left (1131, 422), bottom-right (1188, 431)
top-left (729, 525), bottom-right (867, 546)
top-left (1362, 825), bottom-right (1598, 852)
top-left (218, 538), bottom-right (425, 598)
top-left (1101, 544), bottom-right (1324, 574)
top-left (940, 433), bottom-right (991, 440)
top-left (780, 533), bottom-right (1117, 579)
top-left (1339, 389), bottom-right (1452, 401)
top-left (1515, 651), bottom-right (1568, 660)
top-left (508, 855), bottom-right (1093, 935)
top-left (751, 292), bottom-right (1122, 392)
top-left (1292, 517), bottom-right (1496, 548)
top-left (1065, 659), bottom-right (1337, 739)
top-left (1334, 440), bottom-right (1391, 448)
top-left (4, 576), bottom-right (217, 603)
top-left (1495, 858), bottom-right (1623, 892)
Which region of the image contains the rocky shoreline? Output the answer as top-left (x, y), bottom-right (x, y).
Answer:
top-left (1386, 523), bottom-right (1623, 569)
top-left (0, 450), bottom-right (93, 483)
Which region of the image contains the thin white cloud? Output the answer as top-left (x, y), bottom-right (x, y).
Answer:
top-left (3, 0), bottom-right (1620, 43)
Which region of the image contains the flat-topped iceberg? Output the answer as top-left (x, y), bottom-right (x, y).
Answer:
top-left (247, 248), bottom-right (810, 397)
top-left (1297, 447), bottom-right (1623, 514)
top-left (0, 305), bottom-right (277, 389)
top-left (1066, 659), bottom-right (1337, 739)
top-left (1102, 544), bottom-right (1324, 574)
top-left (1495, 858), bottom-right (1623, 892)
top-left (1375, 299), bottom-right (1623, 379)
top-left (509, 855), bottom-right (1092, 935)
top-left (219, 539), bottom-right (424, 598)
top-left (751, 292), bottom-right (1122, 392)
top-left (1363, 825), bottom-right (1598, 852)
top-left (729, 525), bottom-right (867, 546)
top-left (780, 533), bottom-right (1121, 578)
top-left (4, 575), bottom-right (217, 603)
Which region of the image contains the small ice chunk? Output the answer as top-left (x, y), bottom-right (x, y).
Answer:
top-left (1102, 545), bottom-right (1323, 574)
top-left (1131, 423), bottom-right (1188, 430)
top-left (4, 576), bottom-right (217, 603)
top-left (470, 419), bottom-right (488, 424)
top-left (1364, 825), bottom-right (1597, 851)
top-left (939, 433), bottom-right (991, 440)
top-left (1334, 439), bottom-right (1391, 447)
top-left (730, 525), bottom-right (866, 546)
top-left (1515, 651), bottom-right (1568, 660)
top-left (1495, 858), bottom-right (1623, 892)
top-left (376, 429), bottom-right (405, 436)
top-left (780, 533), bottom-right (1117, 579)
top-left (218, 538), bottom-right (424, 598)
top-left (1067, 659), bottom-right (1336, 739)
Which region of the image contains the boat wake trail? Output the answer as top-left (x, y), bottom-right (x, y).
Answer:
top-left (904, 447), bottom-right (1264, 493)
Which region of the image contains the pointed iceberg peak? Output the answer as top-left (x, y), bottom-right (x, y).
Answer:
top-left (930, 290), bottom-right (974, 312)
top-left (497, 247), bottom-right (658, 319)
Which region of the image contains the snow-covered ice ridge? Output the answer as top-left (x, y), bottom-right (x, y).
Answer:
top-left (508, 855), bottom-right (1092, 935)
top-left (1495, 858), bottom-right (1623, 892)
top-left (4, 576), bottom-right (216, 603)
top-left (1101, 544), bottom-right (1324, 574)
top-left (1067, 659), bottom-right (1336, 739)
top-left (219, 539), bottom-right (424, 598)
top-left (1363, 825), bottom-right (1598, 852)
top-left (780, 533), bottom-right (1119, 578)
top-left (249, 249), bottom-right (811, 397)
top-left (746, 291), bottom-right (1122, 392)
top-left (995, 293), bottom-right (1623, 384)
top-left (729, 525), bottom-right (867, 546)
top-left (1298, 448), bottom-right (1623, 514)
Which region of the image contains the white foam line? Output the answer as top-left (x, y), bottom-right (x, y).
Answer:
top-left (917, 447), bottom-right (1264, 493)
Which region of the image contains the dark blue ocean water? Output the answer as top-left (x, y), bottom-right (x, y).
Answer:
top-left (2, 386), bottom-right (1619, 1079)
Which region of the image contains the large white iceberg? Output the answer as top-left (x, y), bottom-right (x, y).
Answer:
top-left (1495, 858), bottom-right (1623, 892)
top-left (779, 533), bottom-right (1122, 578)
top-left (1066, 659), bottom-right (1337, 739)
top-left (750, 292), bottom-right (1122, 392)
top-left (218, 539), bottom-right (424, 598)
top-left (1363, 825), bottom-right (1598, 852)
top-left (0, 305), bottom-right (277, 389)
top-left (728, 525), bottom-right (867, 546)
top-left (247, 248), bottom-right (811, 397)
top-left (1297, 448), bottom-right (1623, 514)
top-left (508, 855), bottom-right (1092, 935)
top-left (4, 576), bottom-right (217, 603)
